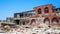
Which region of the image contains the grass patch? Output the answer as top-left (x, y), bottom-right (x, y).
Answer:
top-left (56, 27), bottom-right (60, 30)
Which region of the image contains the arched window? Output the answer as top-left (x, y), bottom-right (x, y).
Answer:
top-left (38, 8), bottom-right (41, 14)
top-left (52, 18), bottom-right (59, 23)
top-left (31, 19), bottom-right (36, 23)
top-left (44, 7), bottom-right (49, 13)
top-left (30, 19), bottom-right (36, 25)
top-left (44, 18), bottom-right (50, 24)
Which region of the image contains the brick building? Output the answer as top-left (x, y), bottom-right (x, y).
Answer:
top-left (29, 4), bottom-right (60, 26)
top-left (14, 4), bottom-right (60, 26)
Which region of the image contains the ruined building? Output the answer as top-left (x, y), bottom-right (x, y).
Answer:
top-left (14, 4), bottom-right (60, 26)
top-left (14, 10), bottom-right (35, 25)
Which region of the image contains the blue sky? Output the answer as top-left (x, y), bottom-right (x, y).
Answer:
top-left (0, 0), bottom-right (60, 20)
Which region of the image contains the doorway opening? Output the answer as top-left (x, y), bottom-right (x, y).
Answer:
top-left (14, 20), bottom-right (20, 25)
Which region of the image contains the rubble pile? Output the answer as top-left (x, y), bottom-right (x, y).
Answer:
top-left (0, 23), bottom-right (60, 34)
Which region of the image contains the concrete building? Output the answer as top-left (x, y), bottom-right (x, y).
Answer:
top-left (6, 17), bottom-right (14, 23)
top-left (0, 17), bottom-right (15, 26)
top-left (14, 10), bottom-right (35, 25)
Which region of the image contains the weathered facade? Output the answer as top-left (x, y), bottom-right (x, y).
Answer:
top-left (14, 4), bottom-right (60, 26)
top-left (30, 4), bottom-right (60, 26)
top-left (14, 10), bottom-right (35, 25)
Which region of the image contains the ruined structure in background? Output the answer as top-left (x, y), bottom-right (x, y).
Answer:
top-left (1, 4), bottom-right (60, 26)
top-left (14, 4), bottom-right (60, 26)
top-left (14, 10), bottom-right (35, 25)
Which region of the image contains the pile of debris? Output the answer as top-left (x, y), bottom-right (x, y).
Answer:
top-left (0, 23), bottom-right (60, 34)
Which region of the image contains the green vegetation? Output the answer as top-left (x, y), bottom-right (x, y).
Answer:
top-left (56, 27), bottom-right (60, 30)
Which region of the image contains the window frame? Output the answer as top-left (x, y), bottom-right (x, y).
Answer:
top-left (44, 7), bottom-right (49, 13)
top-left (38, 8), bottom-right (42, 14)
